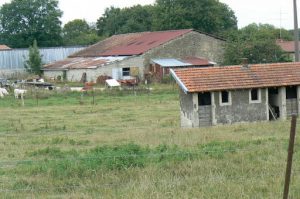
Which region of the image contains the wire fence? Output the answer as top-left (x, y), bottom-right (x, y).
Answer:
top-left (0, 145), bottom-right (289, 168)
top-left (0, 142), bottom-right (298, 194)
top-left (0, 171), bottom-right (298, 193)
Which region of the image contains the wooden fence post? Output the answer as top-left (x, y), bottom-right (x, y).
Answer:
top-left (283, 115), bottom-right (297, 199)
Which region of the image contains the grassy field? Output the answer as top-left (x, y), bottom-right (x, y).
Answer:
top-left (0, 84), bottom-right (299, 198)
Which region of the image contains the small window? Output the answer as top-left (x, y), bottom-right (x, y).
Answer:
top-left (249, 89), bottom-right (261, 103)
top-left (198, 92), bottom-right (211, 106)
top-left (122, 68), bottom-right (130, 76)
top-left (219, 91), bottom-right (231, 106)
top-left (286, 86), bottom-right (297, 99)
top-left (221, 91), bottom-right (229, 103)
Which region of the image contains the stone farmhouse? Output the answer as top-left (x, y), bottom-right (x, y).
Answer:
top-left (276, 39), bottom-right (299, 61)
top-left (43, 29), bottom-right (224, 82)
top-left (171, 62), bottom-right (300, 128)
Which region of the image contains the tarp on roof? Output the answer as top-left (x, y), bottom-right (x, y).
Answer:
top-left (152, 58), bottom-right (192, 67)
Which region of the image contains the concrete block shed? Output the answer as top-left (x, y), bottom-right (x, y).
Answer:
top-left (171, 62), bottom-right (300, 128)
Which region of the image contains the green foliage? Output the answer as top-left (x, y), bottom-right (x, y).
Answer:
top-left (0, 0), bottom-right (62, 48)
top-left (62, 19), bottom-right (101, 46)
top-left (152, 0), bottom-right (237, 36)
top-left (223, 23), bottom-right (293, 65)
top-left (96, 0), bottom-right (237, 37)
top-left (97, 5), bottom-right (154, 36)
top-left (24, 40), bottom-right (43, 75)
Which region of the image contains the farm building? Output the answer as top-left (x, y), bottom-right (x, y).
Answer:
top-left (171, 62), bottom-right (300, 128)
top-left (150, 57), bottom-right (215, 81)
top-left (0, 46), bottom-right (85, 77)
top-left (276, 39), bottom-right (299, 61)
top-left (43, 29), bottom-right (224, 82)
top-left (0, 45), bottom-right (11, 51)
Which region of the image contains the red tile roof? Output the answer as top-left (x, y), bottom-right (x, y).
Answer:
top-left (70, 29), bottom-right (193, 57)
top-left (276, 39), bottom-right (299, 52)
top-left (172, 62), bottom-right (300, 93)
top-left (0, 45), bottom-right (11, 50)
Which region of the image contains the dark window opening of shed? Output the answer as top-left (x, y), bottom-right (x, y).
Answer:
top-left (286, 86), bottom-right (297, 99)
top-left (221, 91), bottom-right (229, 103)
top-left (251, 89), bottom-right (258, 101)
top-left (122, 68), bottom-right (130, 76)
top-left (198, 92), bottom-right (211, 106)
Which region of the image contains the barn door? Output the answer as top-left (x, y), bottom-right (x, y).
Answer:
top-left (198, 92), bottom-right (212, 126)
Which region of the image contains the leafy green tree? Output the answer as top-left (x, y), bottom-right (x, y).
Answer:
top-left (152, 0), bottom-right (237, 36)
top-left (24, 40), bottom-right (43, 75)
top-left (0, 0), bottom-right (62, 48)
top-left (223, 23), bottom-right (293, 65)
top-left (97, 5), bottom-right (154, 36)
top-left (96, 1), bottom-right (237, 37)
top-left (62, 19), bottom-right (101, 46)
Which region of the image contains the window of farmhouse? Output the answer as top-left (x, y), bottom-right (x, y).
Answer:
top-left (122, 68), bottom-right (130, 76)
top-left (251, 89), bottom-right (258, 101)
top-left (221, 91), bottom-right (229, 103)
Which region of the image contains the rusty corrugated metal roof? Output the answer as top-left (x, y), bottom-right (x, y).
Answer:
top-left (172, 62), bottom-right (300, 93)
top-left (43, 56), bottom-right (128, 70)
top-left (182, 57), bottom-right (214, 66)
top-left (70, 29), bottom-right (193, 57)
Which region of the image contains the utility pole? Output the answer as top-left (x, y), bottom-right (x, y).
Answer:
top-left (293, 0), bottom-right (300, 61)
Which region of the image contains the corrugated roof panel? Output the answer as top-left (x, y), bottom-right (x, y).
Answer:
top-left (152, 58), bottom-right (192, 67)
top-left (43, 56), bottom-right (129, 70)
top-left (70, 29), bottom-right (193, 57)
top-left (182, 57), bottom-right (214, 66)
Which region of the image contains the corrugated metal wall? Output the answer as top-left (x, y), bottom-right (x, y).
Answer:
top-left (0, 46), bottom-right (85, 69)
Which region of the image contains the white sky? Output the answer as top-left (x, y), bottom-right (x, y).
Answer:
top-left (0, 0), bottom-right (297, 29)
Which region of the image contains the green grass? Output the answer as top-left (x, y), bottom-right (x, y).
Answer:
top-left (0, 84), bottom-right (299, 198)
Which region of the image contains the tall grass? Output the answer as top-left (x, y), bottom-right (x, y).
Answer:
top-left (0, 84), bottom-right (299, 198)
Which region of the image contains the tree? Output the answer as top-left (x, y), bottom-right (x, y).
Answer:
top-left (0, 0), bottom-right (62, 48)
top-left (223, 23), bottom-right (293, 65)
top-left (62, 19), bottom-right (101, 46)
top-left (152, 0), bottom-right (237, 36)
top-left (96, 1), bottom-right (237, 37)
top-left (96, 5), bottom-right (154, 36)
top-left (24, 40), bottom-right (43, 75)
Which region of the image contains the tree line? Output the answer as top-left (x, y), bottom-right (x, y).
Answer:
top-left (0, 0), bottom-right (294, 65)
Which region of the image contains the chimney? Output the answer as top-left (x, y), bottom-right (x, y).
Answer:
top-left (241, 58), bottom-right (249, 68)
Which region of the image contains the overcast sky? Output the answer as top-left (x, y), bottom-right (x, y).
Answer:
top-left (0, 0), bottom-right (296, 30)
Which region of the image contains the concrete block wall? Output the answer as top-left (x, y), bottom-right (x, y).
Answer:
top-left (179, 90), bottom-right (195, 127)
top-left (214, 89), bottom-right (268, 124)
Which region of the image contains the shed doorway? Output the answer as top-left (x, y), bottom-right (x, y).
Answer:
top-left (286, 86), bottom-right (298, 116)
top-left (198, 92), bottom-right (212, 126)
top-left (268, 88), bottom-right (280, 120)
